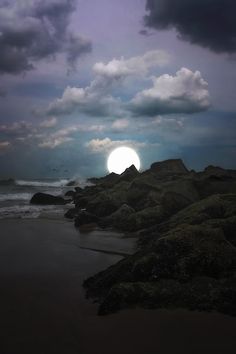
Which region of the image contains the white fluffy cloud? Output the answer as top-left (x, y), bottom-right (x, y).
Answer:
top-left (130, 68), bottom-right (210, 116)
top-left (93, 50), bottom-right (170, 79)
top-left (45, 50), bottom-right (170, 118)
top-left (111, 119), bottom-right (130, 131)
top-left (47, 84), bottom-right (122, 117)
top-left (85, 137), bottom-right (146, 153)
top-left (38, 136), bottom-right (74, 149)
top-left (37, 123), bottom-right (105, 149)
top-left (39, 117), bottom-right (58, 128)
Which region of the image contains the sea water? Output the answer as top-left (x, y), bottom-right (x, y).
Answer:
top-left (0, 178), bottom-right (74, 219)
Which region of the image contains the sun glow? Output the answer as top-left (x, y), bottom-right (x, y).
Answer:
top-left (107, 146), bottom-right (141, 174)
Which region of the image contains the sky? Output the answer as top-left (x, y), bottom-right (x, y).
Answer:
top-left (0, 0), bottom-right (236, 178)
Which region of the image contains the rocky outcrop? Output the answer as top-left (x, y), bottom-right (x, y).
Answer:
top-left (150, 159), bottom-right (189, 176)
top-left (74, 211), bottom-right (99, 227)
top-left (88, 172), bottom-right (119, 187)
top-left (83, 189), bottom-right (236, 316)
top-left (63, 158), bottom-right (236, 317)
top-left (30, 192), bottom-right (66, 205)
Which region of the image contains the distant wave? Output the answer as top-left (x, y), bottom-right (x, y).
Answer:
top-left (15, 179), bottom-right (69, 188)
top-left (0, 193), bottom-right (32, 202)
top-left (0, 178), bottom-right (15, 186)
top-left (0, 204), bottom-right (66, 219)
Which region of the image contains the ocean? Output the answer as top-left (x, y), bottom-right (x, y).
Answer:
top-left (0, 178), bottom-right (75, 219)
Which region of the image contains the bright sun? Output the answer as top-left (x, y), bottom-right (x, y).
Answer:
top-left (107, 146), bottom-right (141, 175)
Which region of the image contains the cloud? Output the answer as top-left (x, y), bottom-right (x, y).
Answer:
top-left (0, 121), bottom-right (34, 134)
top-left (129, 68), bottom-right (210, 116)
top-left (45, 50), bottom-right (170, 118)
top-left (111, 119), bottom-right (130, 132)
top-left (85, 137), bottom-right (146, 153)
top-left (0, 88), bottom-right (7, 97)
top-left (0, 0), bottom-right (92, 75)
top-left (38, 136), bottom-right (74, 149)
top-left (39, 117), bottom-right (58, 128)
top-left (0, 140), bottom-right (11, 152)
top-left (47, 85), bottom-right (122, 117)
top-left (144, 0), bottom-right (236, 54)
top-left (37, 123), bottom-right (105, 149)
top-left (93, 50), bottom-right (170, 78)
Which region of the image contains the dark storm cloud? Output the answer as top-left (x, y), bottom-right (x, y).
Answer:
top-left (144, 0), bottom-right (236, 53)
top-left (0, 0), bottom-right (92, 74)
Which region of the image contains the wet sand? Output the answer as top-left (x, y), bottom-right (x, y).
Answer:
top-left (0, 219), bottom-right (236, 354)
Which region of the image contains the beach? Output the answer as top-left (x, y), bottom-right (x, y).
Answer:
top-left (0, 218), bottom-right (236, 354)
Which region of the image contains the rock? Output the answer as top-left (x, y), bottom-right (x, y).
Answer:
top-left (150, 159), bottom-right (189, 176)
top-left (64, 190), bottom-right (76, 198)
top-left (30, 192), bottom-right (66, 205)
top-left (86, 192), bottom-right (120, 217)
top-left (84, 202), bottom-right (236, 315)
top-left (203, 165), bottom-right (236, 179)
top-left (88, 172), bottom-right (119, 187)
top-left (74, 211), bottom-right (99, 227)
top-left (103, 204), bottom-right (135, 229)
top-left (98, 277), bottom-right (236, 316)
top-left (64, 208), bottom-right (79, 219)
top-left (160, 194), bottom-right (236, 234)
top-left (66, 180), bottom-right (77, 187)
top-left (80, 158), bottom-right (236, 317)
top-left (75, 186), bottom-right (83, 193)
top-left (118, 165), bottom-right (139, 183)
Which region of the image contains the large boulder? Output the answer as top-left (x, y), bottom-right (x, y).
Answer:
top-left (88, 172), bottom-right (119, 187)
top-left (86, 194), bottom-right (119, 217)
top-left (30, 192), bottom-right (66, 205)
top-left (102, 204), bottom-right (135, 230)
top-left (64, 208), bottom-right (79, 219)
top-left (84, 223), bottom-right (236, 315)
top-left (150, 159), bottom-right (189, 176)
top-left (84, 192), bottom-right (236, 316)
top-left (74, 211), bottom-right (99, 227)
top-left (160, 194), bottom-right (236, 235)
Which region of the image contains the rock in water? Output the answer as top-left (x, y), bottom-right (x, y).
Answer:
top-left (30, 192), bottom-right (66, 205)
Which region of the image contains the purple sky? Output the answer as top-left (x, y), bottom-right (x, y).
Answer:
top-left (0, 0), bottom-right (236, 178)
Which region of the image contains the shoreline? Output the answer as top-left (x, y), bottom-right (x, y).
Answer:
top-left (0, 217), bottom-right (236, 353)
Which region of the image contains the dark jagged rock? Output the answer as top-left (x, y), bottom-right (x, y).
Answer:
top-left (66, 180), bottom-right (77, 187)
top-left (150, 159), bottom-right (189, 176)
top-left (30, 192), bottom-right (66, 205)
top-left (118, 165), bottom-right (139, 183)
top-left (86, 190), bottom-right (124, 217)
top-left (83, 193), bottom-right (236, 316)
top-left (64, 158), bottom-right (236, 317)
top-left (88, 172), bottom-right (119, 187)
top-left (75, 186), bottom-right (83, 193)
top-left (102, 204), bottom-right (135, 229)
top-left (65, 190), bottom-right (76, 198)
top-left (64, 208), bottom-right (79, 219)
top-left (74, 211), bottom-right (99, 227)
top-left (98, 277), bottom-right (236, 316)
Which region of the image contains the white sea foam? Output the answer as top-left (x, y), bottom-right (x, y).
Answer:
top-left (0, 193), bottom-right (32, 202)
top-left (0, 204), bottom-right (65, 219)
top-left (15, 179), bottom-right (69, 188)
